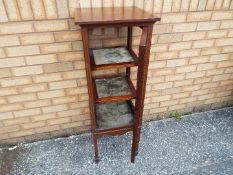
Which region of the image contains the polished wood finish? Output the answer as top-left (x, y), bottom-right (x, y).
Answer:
top-left (75, 7), bottom-right (160, 27)
top-left (131, 24), bottom-right (154, 163)
top-left (76, 6), bottom-right (160, 163)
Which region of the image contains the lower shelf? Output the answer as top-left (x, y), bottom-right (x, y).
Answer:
top-left (95, 101), bottom-right (134, 131)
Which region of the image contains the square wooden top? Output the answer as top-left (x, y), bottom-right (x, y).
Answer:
top-left (74, 6), bottom-right (160, 26)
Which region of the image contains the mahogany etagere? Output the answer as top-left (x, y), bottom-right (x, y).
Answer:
top-left (75, 6), bottom-right (160, 163)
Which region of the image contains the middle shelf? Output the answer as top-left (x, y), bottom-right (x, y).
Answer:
top-left (93, 75), bottom-right (136, 103)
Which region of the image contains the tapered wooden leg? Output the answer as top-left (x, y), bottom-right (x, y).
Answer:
top-left (131, 127), bottom-right (141, 163)
top-left (131, 131), bottom-right (137, 163)
top-left (131, 25), bottom-right (153, 163)
top-left (93, 135), bottom-right (99, 163)
top-left (134, 128), bottom-right (141, 157)
top-left (81, 26), bottom-right (99, 163)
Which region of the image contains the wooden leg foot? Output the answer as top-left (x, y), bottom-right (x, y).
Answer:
top-left (131, 148), bottom-right (138, 163)
top-left (131, 145), bottom-right (135, 163)
top-left (131, 128), bottom-right (141, 163)
top-left (93, 135), bottom-right (99, 163)
top-left (131, 154), bottom-right (136, 163)
top-left (131, 133), bottom-right (137, 163)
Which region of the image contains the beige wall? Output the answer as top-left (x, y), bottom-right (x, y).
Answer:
top-left (0, 0), bottom-right (233, 146)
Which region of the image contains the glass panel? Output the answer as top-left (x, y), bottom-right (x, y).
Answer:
top-left (95, 101), bottom-right (134, 130)
top-left (92, 47), bottom-right (134, 65)
top-left (95, 77), bottom-right (132, 98)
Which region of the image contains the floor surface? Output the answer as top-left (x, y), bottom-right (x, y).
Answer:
top-left (0, 107), bottom-right (232, 175)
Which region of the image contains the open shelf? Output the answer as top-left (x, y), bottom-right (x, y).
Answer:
top-left (90, 47), bottom-right (138, 70)
top-left (93, 75), bottom-right (136, 103)
top-left (95, 100), bottom-right (134, 131)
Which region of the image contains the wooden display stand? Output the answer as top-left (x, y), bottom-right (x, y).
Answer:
top-left (75, 6), bottom-right (160, 163)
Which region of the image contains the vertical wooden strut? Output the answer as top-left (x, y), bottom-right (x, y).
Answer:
top-left (126, 26), bottom-right (133, 78)
top-left (81, 27), bottom-right (99, 162)
top-left (131, 24), bottom-right (153, 163)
